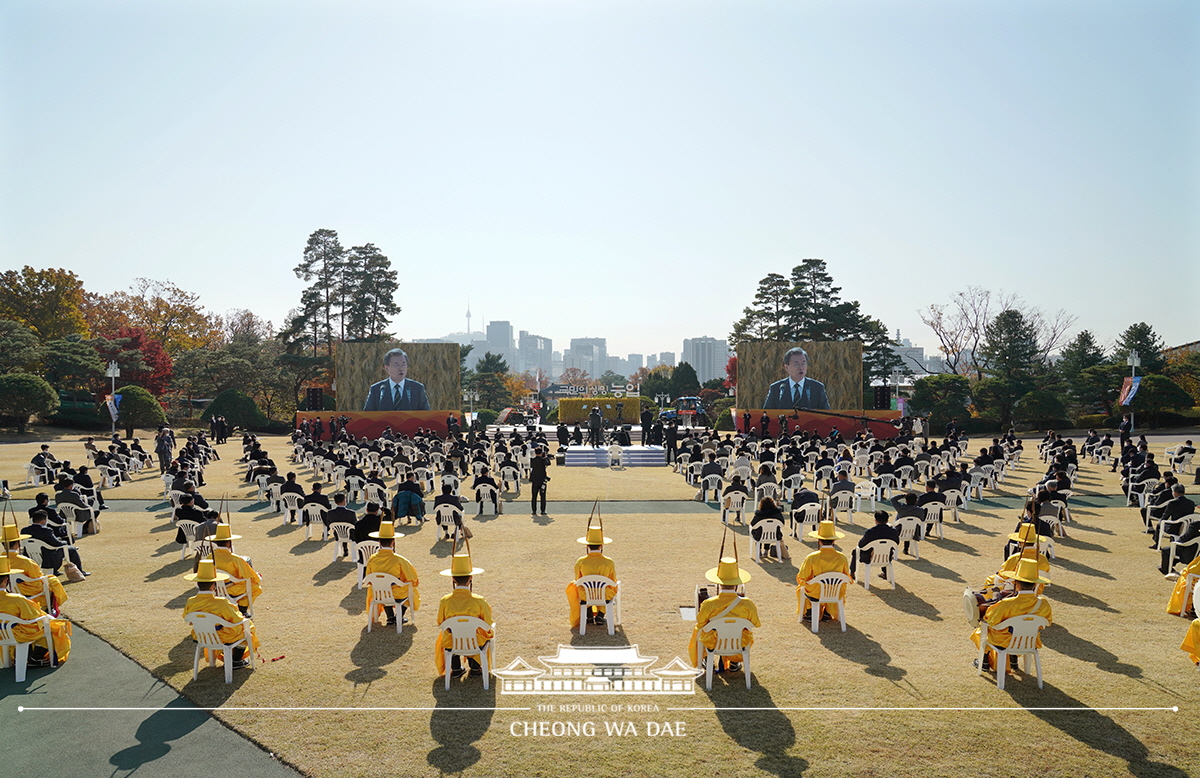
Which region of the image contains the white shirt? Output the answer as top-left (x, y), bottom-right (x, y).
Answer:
top-left (388, 380), bottom-right (407, 402)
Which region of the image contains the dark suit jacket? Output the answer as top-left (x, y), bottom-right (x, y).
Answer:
top-left (363, 379), bottom-right (431, 411)
top-left (763, 378), bottom-right (830, 410)
top-left (23, 523), bottom-right (68, 570)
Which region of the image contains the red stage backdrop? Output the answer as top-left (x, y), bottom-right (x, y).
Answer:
top-left (736, 409), bottom-right (902, 439)
top-left (296, 411), bottom-right (462, 439)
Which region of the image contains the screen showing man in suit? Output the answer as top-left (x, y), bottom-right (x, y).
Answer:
top-left (363, 348), bottom-right (431, 411)
top-left (763, 346), bottom-right (830, 410)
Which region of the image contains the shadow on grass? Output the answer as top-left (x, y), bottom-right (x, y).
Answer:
top-left (346, 624), bottom-right (415, 684)
top-left (151, 634), bottom-right (198, 677)
top-left (568, 621), bottom-right (630, 646)
top-left (757, 556), bottom-right (799, 585)
top-left (313, 560), bottom-right (353, 586)
top-left (1051, 557), bottom-right (1116, 580)
top-left (340, 582), bottom-right (366, 616)
top-left (289, 538), bottom-right (324, 556)
top-left (533, 513), bottom-right (555, 526)
top-left (1042, 624), bottom-right (1146, 678)
top-left (1044, 585), bottom-right (1120, 614)
top-left (1057, 536), bottom-right (1111, 554)
top-left (953, 522), bottom-right (999, 536)
top-left (145, 557), bottom-right (193, 583)
top-left (427, 677), bottom-right (496, 773)
top-left (163, 589), bottom-right (192, 610)
top-left (814, 624), bottom-right (907, 683)
top-left (152, 540), bottom-right (182, 558)
top-left (266, 523), bottom-right (300, 538)
top-left (869, 583), bottom-right (943, 621)
top-left (149, 521), bottom-right (174, 534)
top-left (1070, 523), bottom-right (1116, 536)
top-left (908, 557), bottom-right (966, 583)
top-left (926, 536), bottom-right (981, 556)
top-left (107, 697), bottom-right (209, 773)
top-left (1005, 683), bottom-right (1188, 778)
top-left (704, 683), bottom-right (809, 777)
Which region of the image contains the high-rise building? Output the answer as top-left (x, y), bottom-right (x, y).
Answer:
top-left (682, 337), bottom-right (729, 385)
top-left (627, 354), bottom-right (644, 372)
top-left (563, 337), bottom-right (607, 379)
top-left (518, 330), bottom-right (553, 377)
top-left (658, 351), bottom-right (676, 368)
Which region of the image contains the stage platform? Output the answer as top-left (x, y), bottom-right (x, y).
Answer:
top-left (561, 445), bottom-right (666, 467)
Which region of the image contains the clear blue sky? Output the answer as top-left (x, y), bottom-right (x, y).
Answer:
top-left (2, 0), bottom-right (1197, 359)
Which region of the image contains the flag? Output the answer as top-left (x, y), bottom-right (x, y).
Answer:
top-left (1118, 376), bottom-right (1141, 406)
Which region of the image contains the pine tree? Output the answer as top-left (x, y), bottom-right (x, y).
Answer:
top-left (1113, 322), bottom-right (1167, 374)
top-left (292, 229), bottom-right (346, 352)
top-left (342, 243), bottom-right (401, 340)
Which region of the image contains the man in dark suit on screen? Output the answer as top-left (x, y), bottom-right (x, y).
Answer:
top-left (363, 348), bottom-right (432, 411)
top-left (763, 346), bottom-right (831, 410)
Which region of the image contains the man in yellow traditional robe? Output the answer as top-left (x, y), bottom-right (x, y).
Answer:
top-left (1166, 555), bottom-right (1200, 616)
top-left (435, 551), bottom-right (492, 678)
top-left (971, 558), bottom-right (1052, 672)
top-left (1181, 618), bottom-right (1200, 665)
top-left (0, 556), bottom-right (71, 664)
top-left (566, 524), bottom-right (616, 629)
top-left (796, 521), bottom-right (850, 621)
top-left (689, 555), bottom-right (759, 673)
top-left (204, 524), bottom-right (262, 615)
top-left (183, 559), bottom-right (259, 669)
top-left (4, 524), bottom-right (68, 613)
top-left (364, 523), bottom-right (420, 626)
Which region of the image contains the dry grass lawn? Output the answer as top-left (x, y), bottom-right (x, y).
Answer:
top-left (3, 430), bottom-right (1198, 777)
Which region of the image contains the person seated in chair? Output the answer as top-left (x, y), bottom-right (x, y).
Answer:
top-left (0, 556), bottom-right (71, 667)
top-left (436, 550), bottom-right (492, 679)
top-left (323, 492), bottom-right (358, 535)
top-left (183, 560), bottom-right (258, 670)
top-left (750, 497), bottom-right (789, 561)
top-left (53, 479), bottom-right (96, 534)
top-left (851, 510), bottom-right (899, 580)
top-left (393, 473), bottom-right (426, 525)
top-left (689, 553), bottom-right (759, 674)
top-left (30, 445), bottom-right (59, 483)
top-left (796, 521), bottom-right (849, 622)
top-left (970, 557), bottom-right (1052, 673)
top-left (568, 524), bottom-right (616, 628)
top-left (472, 468), bottom-right (500, 514)
top-left (352, 502), bottom-right (385, 543)
top-left (364, 523), bottom-right (420, 626)
top-left (3, 523), bottom-right (70, 612)
top-left (22, 510), bottom-right (88, 576)
top-left (206, 523), bottom-right (262, 616)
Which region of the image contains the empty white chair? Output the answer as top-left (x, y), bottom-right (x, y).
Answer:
top-left (607, 445), bottom-right (623, 467)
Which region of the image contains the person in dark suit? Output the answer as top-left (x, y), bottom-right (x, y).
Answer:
top-left (323, 492), bottom-right (358, 530)
top-left (23, 510), bottom-right (88, 574)
top-left (363, 348), bottom-right (431, 411)
top-left (762, 346), bottom-right (831, 410)
top-left (851, 510), bottom-right (900, 578)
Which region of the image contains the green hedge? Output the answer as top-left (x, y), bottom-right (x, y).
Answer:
top-left (715, 408), bottom-right (734, 431)
top-left (202, 389), bottom-right (269, 430)
top-left (476, 408), bottom-right (500, 427)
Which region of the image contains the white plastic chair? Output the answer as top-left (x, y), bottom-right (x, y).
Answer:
top-left (255, 474), bottom-right (271, 502)
top-left (344, 476), bottom-right (365, 504)
top-left (941, 490), bottom-right (963, 523)
top-left (354, 541), bottom-right (381, 588)
top-left (364, 483), bottom-right (388, 506)
top-left (362, 572), bottom-right (413, 634)
top-left (575, 574), bottom-right (621, 636)
top-left (755, 483), bottom-right (781, 504)
top-left (499, 466), bottom-right (520, 495)
top-left (751, 519), bottom-right (786, 563)
top-left (279, 492), bottom-right (303, 524)
top-left (302, 504), bottom-right (327, 540)
top-left (702, 475), bottom-right (723, 502)
top-left (782, 474), bottom-right (805, 500)
top-left (698, 616), bottom-right (755, 690)
top-left (176, 520), bottom-right (201, 560)
top-left (0, 612), bottom-right (56, 682)
top-left (213, 575), bottom-right (255, 618)
top-left (798, 571), bottom-right (850, 633)
top-left (813, 466), bottom-right (835, 490)
top-left (183, 611), bottom-right (256, 684)
top-left (791, 503), bottom-right (821, 539)
top-left (434, 504), bottom-right (462, 541)
top-left (978, 612), bottom-right (1048, 690)
top-left (10, 572), bottom-right (53, 612)
top-left (873, 474), bottom-right (898, 502)
top-left (607, 445), bottom-right (623, 467)
top-left (856, 539), bottom-right (899, 590)
top-left (922, 502), bottom-right (947, 540)
top-left (329, 522), bottom-right (355, 561)
top-left (440, 616), bottom-right (494, 689)
top-left (475, 484), bottom-right (500, 515)
top-left (722, 492), bottom-right (747, 524)
top-left (1164, 535), bottom-right (1200, 572)
top-left (828, 491), bottom-right (857, 525)
top-left (24, 464), bottom-right (44, 486)
top-left (893, 516), bottom-right (923, 559)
